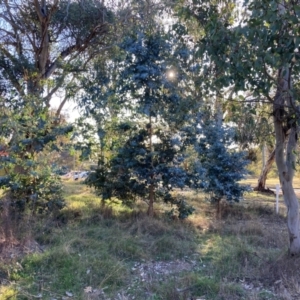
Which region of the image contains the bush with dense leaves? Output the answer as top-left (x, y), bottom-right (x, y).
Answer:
top-left (191, 110), bottom-right (250, 204)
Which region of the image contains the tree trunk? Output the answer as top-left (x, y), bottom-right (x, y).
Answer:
top-left (147, 184), bottom-right (154, 217)
top-left (147, 113), bottom-right (155, 217)
top-left (254, 148), bottom-right (275, 193)
top-left (273, 66), bottom-right (300, 255)
top-left (276, 125), bottom-right (300, 255)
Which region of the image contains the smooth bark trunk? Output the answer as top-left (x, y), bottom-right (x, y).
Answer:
top-left (254, 148), bottom-right (275, 193)
top-left (273, 66), bottom-right (300, 255)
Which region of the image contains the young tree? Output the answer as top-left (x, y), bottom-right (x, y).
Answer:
top-left (191, 108), bottom-right (249, 216)
top-left (86, 30), bottom-right (195, 218)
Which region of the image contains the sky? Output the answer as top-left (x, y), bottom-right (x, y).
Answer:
top-left (50, 94), bottom-right (80, 122)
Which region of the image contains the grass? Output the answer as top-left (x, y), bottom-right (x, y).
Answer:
top-left (241, 177), bottom-right (300, 189)
top-left (0, 179), bottom-right (299, 299)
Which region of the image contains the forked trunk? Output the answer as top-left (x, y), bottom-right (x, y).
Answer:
top-left (273, 66), bottom-right (300, 255)
top-left (254, 148), bottom-right (275, 193)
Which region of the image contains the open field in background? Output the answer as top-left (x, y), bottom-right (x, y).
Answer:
top-left (1, 180), bottom-right (300, 299)
top-left (241, 177), bottom-right (300, 189)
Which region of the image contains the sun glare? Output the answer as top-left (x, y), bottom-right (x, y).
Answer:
top-left (168, 70), bottom-right (175, 79)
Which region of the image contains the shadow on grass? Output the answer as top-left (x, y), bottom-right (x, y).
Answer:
top-left (1, 181), bottom-right (298, 300)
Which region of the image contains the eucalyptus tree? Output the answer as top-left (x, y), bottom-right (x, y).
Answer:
top-left (0, 0), bottom-right (121, 215)
top-left (84, 29), bottom-right (197, 218)
top-left (0, 0), bottom-right (118, 111)
top-left (178, 0), bottom-right (300, 254)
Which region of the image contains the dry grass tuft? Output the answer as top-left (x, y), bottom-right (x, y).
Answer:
top-left (265, 253), bottom-right (300, 283)
top-left (222, 220), bottom-right (265, 237)
top-left (217, 281), bottom-right (245, 300)
top-left (0, 195), bottom-right (43, 262)
top-left (128, 215), bottom-right (170, 237)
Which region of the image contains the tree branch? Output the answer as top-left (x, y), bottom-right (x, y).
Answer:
top-left (56, 78), bottom-right (81, 117)
top-left (43, 75), bottom-right (67, 108)
top-left (44, 44), bottom-right (77, 79)
top-left (262, 57), bottom-right (276, 82)
top-left (34, 0), bottom-right (46, 22)
top-left (44, 21), bottom-right (108, 79)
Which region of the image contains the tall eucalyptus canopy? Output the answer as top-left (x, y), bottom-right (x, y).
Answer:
top-left (0, 0), bottom-right (118, 110)
top-left (0, 0), bottom-right (119, 215)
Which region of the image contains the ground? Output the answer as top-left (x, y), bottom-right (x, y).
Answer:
top-left (1, 179), bottom-right (300, 299)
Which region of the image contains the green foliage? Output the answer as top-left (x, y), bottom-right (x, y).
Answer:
top-left (8, 170), bottom-right (65, 215)
top-left (176, 0), bottom-right (300, 191)
top-left (180, 0), bottom-right (300, 98)
top-left (0, 105), bottom-right (71, 215)
top-left (164, 195), bottom-right (195, 220)
top-left (225, 100), bottom-right (274, 151)
top-left (0, 0), bottom-right (119, 217)
top-left (53, 0), bottom-right (113, 40)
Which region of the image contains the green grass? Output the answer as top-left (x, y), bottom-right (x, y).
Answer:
top-left (0, 179), bottom-right (298, 299)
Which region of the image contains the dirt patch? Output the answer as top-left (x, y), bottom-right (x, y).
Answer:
top-left (83, 259), bottom-right (198, 300)
top-left (0, 238), bottom-right (44, 261)
top-left (130, 259), bottom-right (196, 281)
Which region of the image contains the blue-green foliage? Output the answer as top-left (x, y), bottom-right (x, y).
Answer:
top-left (85, 31), bottom-right (195, 218)
top-left (87, 123), bottom-right (190, 214)
top-left (191, 110), bottom-right (250, 203)
top-left (117, 32), bottom-right (184, 119)
top-left (83, 28), bottom-right (250, 216)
